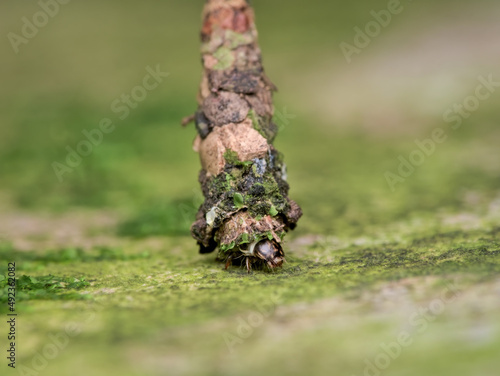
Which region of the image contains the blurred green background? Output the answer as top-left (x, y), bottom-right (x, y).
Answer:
top-left (0, 0), bottom-right (499, 375)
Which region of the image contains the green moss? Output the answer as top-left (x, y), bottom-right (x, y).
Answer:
top-left (248, 109), bottom-right (263, 136)
top-left (0, 246), bottom-right (150, 265)
top-left (248, 109), bottom-right (276, 142)
top-left (2, 227), bottom-right (499, 373)
top-left (229, 167), bottom-right (242, 180)
top-left (251, 163), bottom-right (259, 177)
top-left (224, 149), bottom-right (240, 165)
top-left (223, 149), bottom-right (253, 167)
top-left (207, 150), bottom-right (289, 223)
top-left (1, 274), bottom-right (90, 304)
top-left (209, 172), bottom-right (233, 197)
top-left (243, 170), bottom-right (287, 218)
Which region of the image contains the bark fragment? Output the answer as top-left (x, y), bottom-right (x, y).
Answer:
top-left (202, 91), bottom-right (250, 126)
top-left (196, 120), bottom-right (269, 176)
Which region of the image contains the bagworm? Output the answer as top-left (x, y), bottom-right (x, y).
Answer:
top-left (184, 0), bottom-right (302, 272)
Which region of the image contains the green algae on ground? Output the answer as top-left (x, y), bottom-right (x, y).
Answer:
top-left (3, 224), bottom-right (500, 375)
top-left (0, 246), bottom-right (150, 264)
top-left (0, 274), bottom-right (90, 308)
top-left (8, 226), bottom-right (499, 325)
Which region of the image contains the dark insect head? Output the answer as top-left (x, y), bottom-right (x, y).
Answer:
top-left (254, 240), bottom-right (284, 269)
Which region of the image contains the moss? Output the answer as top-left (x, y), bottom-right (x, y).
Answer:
top-left (248, 109), bottom-right (277, 142)
top-left (223, 149), bottom-right (240, 165)
top-left (209, 172), bottom-right (233, 196)
top-left (243, 169), bottom-right (287, 217)
top-left (223, 149), bottom-right (253, 167)
top-left (199, 149), bottom-right (290, 240)
top-left (251, 163), bottom-right (259, 177)
top-left (0, 274), bottom-right (90, 305)
top-left (2, 227), bottom-right (500, 372)
top-left (248, 109), bottom-right (264, 137)
top-left (5, 228), bottom-right (498, 307)
top-left (0, 246), bottom-right (150, 265)
top-left (229, 167), bottom-right (243, 180)
top-left (225, 172), bottom-right (237, 188)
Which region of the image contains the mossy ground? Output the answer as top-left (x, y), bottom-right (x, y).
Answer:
top-left (1, 0), bottom-right (499, 375)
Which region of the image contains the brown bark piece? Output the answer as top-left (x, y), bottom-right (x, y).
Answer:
top-left (286, 199), bottom-right (303, 226)
top-left (202, 91), bottom-right (250, 126)
top-left (209, 68), bottom-right (261, 94)
top-left (245, 87), bottom-right (274, 117)
top-left (202, 1), bottom-right (254, 36)
top-left (198, 119), bottom-right (268, 176)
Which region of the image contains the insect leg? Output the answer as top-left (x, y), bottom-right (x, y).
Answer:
top-left (225, 255), bottom-right (233, 270)
top-left (246, 257), bottom-right (251, 273)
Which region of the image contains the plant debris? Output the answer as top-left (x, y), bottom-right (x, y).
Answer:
top-left (186, 0), bottom-right (302, 272)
